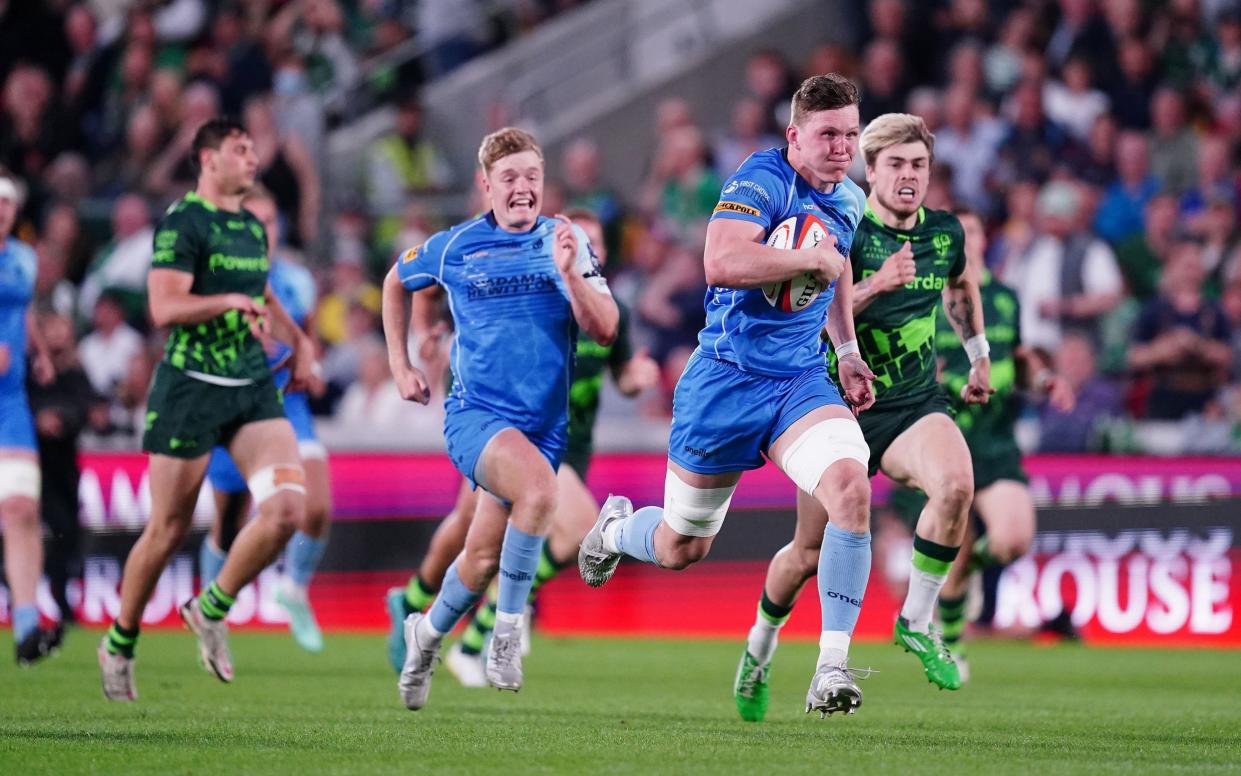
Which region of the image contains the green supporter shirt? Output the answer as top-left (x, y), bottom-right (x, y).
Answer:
top-left (936, 270), bottom-right (1023, 458)
top-left (566, 303), bottom-right (634, 455)
top-left (151, 192), bottom-right (271, 383)
top-left (848, 205), bottom-right (967, 408)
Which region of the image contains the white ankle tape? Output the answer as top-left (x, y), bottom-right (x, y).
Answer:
top-left (247, 464), bottom-right (306, 504)
top-left (661, 470), bottom-right (736, 538)
top-left (779, 418), bottom-right (869, 496)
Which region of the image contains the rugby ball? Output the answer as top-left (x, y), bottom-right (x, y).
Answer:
top-left (761, 213), bottom-right (829, 312)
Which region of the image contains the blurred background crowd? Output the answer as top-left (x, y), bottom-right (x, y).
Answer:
top-left (5, 0), bottom-right (1241, 455)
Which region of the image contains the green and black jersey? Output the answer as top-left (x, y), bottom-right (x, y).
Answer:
top-left (937, 270), bottom-right (1023, 463)
top-left (152, 192), bottom-right (270, 383)
top-left (566, 303), bottom-right (634, 460)
top-left (848, 205), bottom-right (966, 408)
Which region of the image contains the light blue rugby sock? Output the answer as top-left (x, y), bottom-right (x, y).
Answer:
top-left (427, 561), bottom-right (481, 635)
top-left (818, 523), bottom-right (871, 634)
top-left (198, 538), bottom-right (227, 589)
top-left (13, 604), bottom-right (39, 643)
top-left (285, 531), bottom-right (326, 588)
top-left (616, 506), bottom-right (663, 565)
top-left (496, 524), bottom-right (543, 616)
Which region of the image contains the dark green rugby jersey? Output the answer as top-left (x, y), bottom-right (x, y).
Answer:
top-left (849, 205), bottom-right (966, 407)
top-left (566, 303), bottom-right (634, 455)
top-left (937, 270), bottom-right (1022, 456)
top-left (151, 192), bottom-right (271, 382)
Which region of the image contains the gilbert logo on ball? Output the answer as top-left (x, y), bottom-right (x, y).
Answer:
top-left (762, 213), bottom-right (829, 312)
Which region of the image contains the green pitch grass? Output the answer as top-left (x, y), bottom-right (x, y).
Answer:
top-left (1, 631), bottom-right (1238, 775)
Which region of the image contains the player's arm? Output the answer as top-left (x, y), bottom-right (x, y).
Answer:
top-left (853, 240), bottom-right (916, 314)
top-left (703, 218), bottom-right (845, 288)
top-left (381, 264), bottom-right (431, 405)
top-left (263, 281), bottom-right (316, 392)
top-left (823, 267), bottom-right (876, 411)
top-left (147, 269), bottom-right (264, 328)
top-left (25, 306), bottom-right (54, 385)
top-left (1015, 345), bottom-right (1074, 412)
top-left (553, 217), bottom-right (618, 346)
top-left (942, 262), bottom-right (994, 404)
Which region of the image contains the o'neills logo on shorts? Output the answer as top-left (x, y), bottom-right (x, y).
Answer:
top-left (713, 201), bottom-right (760, 218)
top-left (683, 444), bottom-right (716, 458)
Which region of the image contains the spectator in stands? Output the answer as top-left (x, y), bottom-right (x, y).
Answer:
top-left (1201, 10), bottom-right (1241, 95)
top-left (989, 179), bottom-right (1040, 278)
top-left (95, 104), bottom-right (163, 198)
top-left (97, 348), bottom-right (155, 442)
top-left (1180, 135), bottom-right (1235, 221)
top-left (994, 79), bottom-right (1072, 186)
top-left (1039, 332), bottom-right (1122, 452)
top-left (1113, 192), bottom-right (1181, 301)
top-left (0, 64), bottom-right (69, 195)
top-left (1221, 280), bottom-right (1241, 375)
top-left (640, 125), bottom-right (720, 239)
top-left (713, 99), bottom-right (781, 184)
top-left (561, 138), bottom-right (624, 257)
top-left (1043, 55), bottom-right (1110, 142)
top-left (78, 293), bottom-right (144, 399)
top-left (1094, 130), bottom-right (1161, 244)
top-left (943, 40), bottom-right (986, 98)
top-left (321, 299), bottom-right (383, 403)
top-left (244, 95), bottom-right (320, 248)
top-left (1148, 86), bottom-right (1199, 195)
top-left (208, 4), bottom-right (272, 115)
top-left (365, 96), bottom-right (455, 248)
top-left (984, 6), bottom-right (1036, 96)
top-left (1196, 197), bottom-right (1240, 297)
top-left (858, 39), bottom-right (908, 123)
top-left (1063, 112), bottom-right (1119, 188)
top-left (935, 83), bottom-right (1005, 213)
top-left (144, 80), bottom-right (221, 204)
top-left (40, 202), bottom-right (95, 287)
top-left (28, 311), bottom-right (102, 625)
top-left (1045, 0), bottom-right (1116, 75)
top-left (1129, 240), bottom-right (1233, 419)
top-left (1110, 36), bottom-right (1157, 130)
top-left (743, 50), bottom-right (797, 132)
top-left (335, 339), bottom-right (419, 429)
top-left (271, 0), bottom-right (359, 111)
top-left (636, 238), bottom-right (706, 404)
top-left (62, 3), bottom-right (102, 109)
top-left (1005, 180), bottom-right (1124, 350)
top-left (77, 194), bottom-right (153, 327)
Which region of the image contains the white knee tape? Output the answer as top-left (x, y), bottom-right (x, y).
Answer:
top-left (297, 440), bottom-right (328, 461)
top-left (0, 458), bottom-right (40, 501)
top-left (662, 470), bottom-right (736, 538)
top-left (247, 464), bottom-right (306, 504)
top-left (779, 419), bottom-right (869, 496)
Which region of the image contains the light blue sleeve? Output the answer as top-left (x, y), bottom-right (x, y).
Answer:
top-left (395, 230), bottom-right (450, 291)
top-left (709, 153), bottom-right (787, 230)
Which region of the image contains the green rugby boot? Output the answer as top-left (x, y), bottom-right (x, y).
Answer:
top-left (893, 616), bottom-right (961, 691)
top-left (733, 649), bottom-right (771, 722)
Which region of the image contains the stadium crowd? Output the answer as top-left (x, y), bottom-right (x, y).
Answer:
top-left (3, 0), bottom-right (1241, 454)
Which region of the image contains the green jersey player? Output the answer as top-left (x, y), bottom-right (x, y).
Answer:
top-left (734, 113), bottom-right (991, 721)
top-left (99, 118), bottom-right (316, 702)
top-left (891, 209), bottom-right (1074, 680)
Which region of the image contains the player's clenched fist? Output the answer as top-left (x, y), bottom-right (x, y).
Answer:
top-left (808, 234), bottom-right (847, 285)
top-left (876, 240), bottom-right (917, 291)
top-left (552, 214), bottom-right (579, 274)
top-left (392, 362), bottom-right (431, 405)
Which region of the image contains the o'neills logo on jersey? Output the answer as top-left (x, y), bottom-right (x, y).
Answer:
top-left (209, 253), bottom-right (270, 273)
top-left (467, 272), bottom-right (557, 299)
top-left (713, 201), bottom-right (760, 218)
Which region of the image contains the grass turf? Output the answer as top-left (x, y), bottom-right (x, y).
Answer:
top-left (0, 630), bottom-right (1238, 774)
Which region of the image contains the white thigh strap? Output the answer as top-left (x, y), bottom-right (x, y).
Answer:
top-left (247, 464), bottom-right (306, 504)
top-left (779, 418), bottom-right (869, 496)
top-left (0, 458), bottom-right (40, 502)
top-left (662, 469), bottom-right (736, 538)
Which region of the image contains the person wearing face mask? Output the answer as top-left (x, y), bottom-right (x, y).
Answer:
top-left (382, 127), bottom-right (618, 710)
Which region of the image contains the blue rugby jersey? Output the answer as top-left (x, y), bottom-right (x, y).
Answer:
top-left (397, 213), bottom-right (609, 432)
top-left (699, 147), bottom-right (865, 377)
top-left (266, 256), bottom-right (316, 387)
top-left (0, 237), bottom-right (36, 393)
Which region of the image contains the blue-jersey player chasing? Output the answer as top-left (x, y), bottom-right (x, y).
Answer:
top-left (381, 127), bottom-right (619, 710)
top-left (577, 74), bottom-right (881, 717)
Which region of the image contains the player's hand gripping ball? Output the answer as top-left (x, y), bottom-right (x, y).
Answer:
top-left (762, 213), bottom-right (831, 313)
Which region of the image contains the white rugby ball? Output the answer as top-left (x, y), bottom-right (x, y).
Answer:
top-left (761, 213), bottom-right (829, 312)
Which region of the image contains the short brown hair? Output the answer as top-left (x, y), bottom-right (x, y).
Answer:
top-left (790, 73), bottom-right (860, 126)
top-left (477, 127), bottom-right (543, 172)
top-left (859, 113), bottom-right (935, 167)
